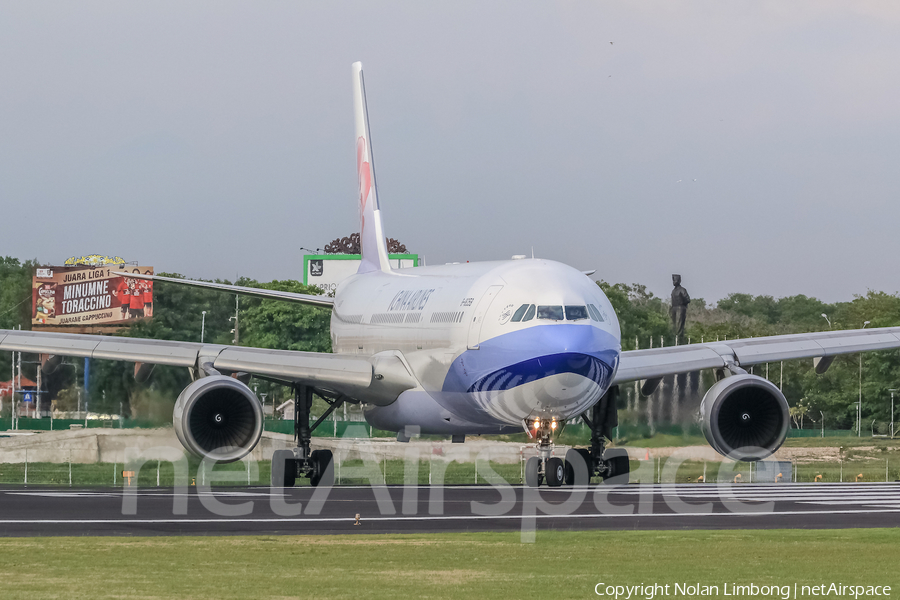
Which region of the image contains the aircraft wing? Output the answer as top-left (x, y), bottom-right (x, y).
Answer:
top-left (114, 272), bottom-right (334, 309)
top-left (612, 326), bottom-right (900, 384)
top-left (0, 329), bottom-right (413, 405)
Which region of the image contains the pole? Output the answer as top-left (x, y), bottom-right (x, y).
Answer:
top-left (234, 296), bottom-right (239, 344)
top-left (779, 361), bottom-right (783, 391)
top-left (83, 358), bottom-right (90, 419)
top-left (200, 311), bottom-right (207, 343)
top-left (859, 354), bottom-right (863, 437)
top-left (36, 363), bottom-right (41, 419)
top-left (820, 411), bottom-right (824, 438)
top-left (890, 390), bottom-right (896, 440)
top-left (17, 350), bottom-right (22, 428)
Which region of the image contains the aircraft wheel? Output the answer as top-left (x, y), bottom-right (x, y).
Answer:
top-left (545, 457), bottom-right (564, 487)
top-left (310, 449), bottom-right (334, 487)
top-left (564, 448), bottom-right (591, 486)
top-left (525, 456), bottom-right (541, 487)
top-left (602, 448), bottom-right (630, 486)
top-left (271, 449), bottom-right (296, 488)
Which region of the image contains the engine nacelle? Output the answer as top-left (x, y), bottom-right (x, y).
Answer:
top-left (173, 375), bottom-right (264, 463)
top-left (700, 373), bottom-right (789, 462)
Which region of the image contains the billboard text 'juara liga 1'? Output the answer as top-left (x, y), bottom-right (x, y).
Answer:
top-left (32, 265), bottom-right (154, 326)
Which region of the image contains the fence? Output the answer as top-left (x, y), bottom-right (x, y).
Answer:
top-left (0, 417), bottom-right (389, 438)
top-left (2, 417), bottom-right (870, 440)
top-left (2, 451), bottom-right (897, 487)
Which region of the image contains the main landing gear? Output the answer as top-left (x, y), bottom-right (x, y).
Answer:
top-left (524, 385), bottom-right (630, 487)
top-left (271, 384), bottom-right (341, 488)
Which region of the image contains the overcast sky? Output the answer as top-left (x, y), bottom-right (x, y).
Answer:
top-left (2, 2), bottom-right (899, 304)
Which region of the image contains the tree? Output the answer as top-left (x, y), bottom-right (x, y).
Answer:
top-left (236, 279), bottom-right (331, 353)
top-left (597, 281), bottom-right (670, 349)
top-left (790, 398), bottom-right (810, 429)
top-left (0, 257), bottom-right (39, 380)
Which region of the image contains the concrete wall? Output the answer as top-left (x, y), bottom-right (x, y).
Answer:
top-left (1, 429), bottom-right (543, 464)
top-left (1, 427), bottom-right (813, 465)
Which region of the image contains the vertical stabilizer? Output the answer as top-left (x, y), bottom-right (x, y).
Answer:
top-left (352, 62), bottom-right (391, 274)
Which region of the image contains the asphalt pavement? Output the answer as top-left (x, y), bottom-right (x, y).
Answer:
top-left (2, 482), bottom-right (899, 537)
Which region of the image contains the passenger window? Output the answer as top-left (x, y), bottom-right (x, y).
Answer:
top-left (565, 305), bottom-right (589, 321)
top-left (537, 305), bottom-right (564, 321)
top-left (511, 304), bottom-right (530, 322)
top-left (523, 304), bottom-right (536, 321)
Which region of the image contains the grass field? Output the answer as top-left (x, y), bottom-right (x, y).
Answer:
top-left (0, 529), bottom-right (897, 599)
top-left (2, 454), bottom-right (899, 486)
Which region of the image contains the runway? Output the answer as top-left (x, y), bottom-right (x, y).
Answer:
top-left (1, 482), bottom-right (900, 537)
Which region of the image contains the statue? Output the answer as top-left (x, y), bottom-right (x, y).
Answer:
top-left (670, 274), bottom-right (690, 341)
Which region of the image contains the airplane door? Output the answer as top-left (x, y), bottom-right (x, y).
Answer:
top-left (467, 285), bottom-right (503, 350)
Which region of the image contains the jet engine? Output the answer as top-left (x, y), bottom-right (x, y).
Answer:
top-left (699, 373), bottom-right (790, 461)
top-left (173, 375), bottom-right (264, 463)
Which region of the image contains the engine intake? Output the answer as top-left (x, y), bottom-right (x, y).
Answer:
top-left (700, 373), bottom-right (789, 462)
top-left (173, 375), bottom-right (263, 463)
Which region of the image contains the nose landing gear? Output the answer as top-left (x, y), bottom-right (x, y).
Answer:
top-left (524, 417), bottom-right (566, 487)
top-left (523, 386), bottom-right (630, 487)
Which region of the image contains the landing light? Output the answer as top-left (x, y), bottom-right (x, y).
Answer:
top-left (551, 420), bottom-right (558, 430)
top-left (533, 419), bottom-right (541, 429)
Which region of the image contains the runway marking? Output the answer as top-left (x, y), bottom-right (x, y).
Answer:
top-left (2, 507), bottom-right (900, 526)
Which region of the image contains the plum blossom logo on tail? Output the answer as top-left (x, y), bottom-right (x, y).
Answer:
top-left (357, 136), bottom-right (372, 238)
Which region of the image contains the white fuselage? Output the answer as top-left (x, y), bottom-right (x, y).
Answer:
top-left (330, 258), bottom-right (622, 434)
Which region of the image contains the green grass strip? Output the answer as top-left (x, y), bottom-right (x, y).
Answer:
top-left (0, 529), bottom-right (898, 599)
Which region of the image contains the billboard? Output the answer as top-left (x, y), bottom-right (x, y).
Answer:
top-left (32, 265), bottom-right (154, 326)
top-left (303, 254), bottom-right (418, 294)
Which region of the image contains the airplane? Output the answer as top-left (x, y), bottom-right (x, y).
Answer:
top-left (4, 61), bottom-right (900, 488)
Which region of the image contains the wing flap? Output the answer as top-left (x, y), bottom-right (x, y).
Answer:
top-left (91, 338), bottom-right (202, 366)
top-left (727, 336), bottom-right (824, 364)
top-left (0, 330), bottom-right (104, 358)
top-left (613, 326), bottom-right (900, 384)
top-left (0, 328), bottom-right (400, 404)
top-left (214, 346), bottom-right (372, 387)
top-left (613, 345), bottom-right (726, 383)
top-left (0, 329), bottom-right (204, 367)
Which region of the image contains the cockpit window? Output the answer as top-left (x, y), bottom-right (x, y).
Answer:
top-left (523, 304), bottom-right (536, 321)
top-left (511, 304), bottom-right (530, 322)
top-left (565, 305), bottom-right (589, 321)
top-left (588, 304), bottom-right (605, 322)
top-left (537, 305), bottom-right (564, 321)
